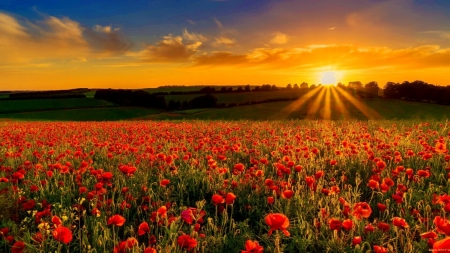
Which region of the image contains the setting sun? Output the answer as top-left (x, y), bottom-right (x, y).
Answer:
top-left (320, 71), bottom-right (337, 85)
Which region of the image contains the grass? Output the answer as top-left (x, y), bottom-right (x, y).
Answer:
top-left (164, 89), bottom-right (306, 104)
top-left (0, 107), bottom-right (163, 121)
top-left (0, 98), bottom-right (115, 113)
top-left (142, 97), bottom-right (450, 121)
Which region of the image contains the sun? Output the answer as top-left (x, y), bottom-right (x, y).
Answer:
top-left (320, 71), bottom-right (337, 86)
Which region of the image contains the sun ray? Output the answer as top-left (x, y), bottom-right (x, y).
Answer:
top-left (335, 86), bottom-right (383, 120)
top-left (330, 86), bottom-right (351, 119)
top-left (270, 86), bottom-right (323, 119)
top-left (321, 87), bottom-right (331, 120)
top-left (307, 86), bottom-right (326, 119)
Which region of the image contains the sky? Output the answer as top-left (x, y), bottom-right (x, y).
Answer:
top-left (1, 0), bottom-right (450, 90)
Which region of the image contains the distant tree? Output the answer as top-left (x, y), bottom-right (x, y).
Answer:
top-left (310, 84), bottom-right (317, 89)
top-left (271, 85), bottom-right (278, 90)
top-left (245, 85), bottom-right (251, 92)
top-left (181, 101), bottom-right (189, 109)
top-left (348, 81), bottom-right (362, 89)
top-left (293, 83), bottom-right (299, 89)
top-left (227, 87), bottom-right (233, 92)
top-left (300, 82), bottom-right (308, 89)
top-left (252, 86), bottom-right (261, 92)
top-left (286, 84), bottom-right (292, 89)
top-left (236, 86), bottom-right (244, 92)
top-left (364, 81), bottom-right (379, 98)
top-left (188, 94), bottom-right (217, 108)
top-left (220, 87), bottom-right (227, 93)
top-left (383, 82), bottom-right (400, 99)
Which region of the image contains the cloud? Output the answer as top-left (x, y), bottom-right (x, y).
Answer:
top-left (187, 19), bottom-right (195, 25)
top-left (213, 36), bottom-right (236, 47)
top-left (270, 32), bottom-right (288, 44)
top-left (422, 30), bottom-right (450, 40)
top-left (182, 29), bottom-right (208, 42)
top-left (213, 17), bottom-right (224, 29)
top-left (190, 43), bottom-right (450, 71)
top-left (136, 35), bottom-right (202, 62)
top-left (0, 12), bottom-right (131, 65)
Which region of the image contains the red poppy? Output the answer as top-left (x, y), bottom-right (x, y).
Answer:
top-left (281, 189), bottom-right (294, 199)
top-left (242, 240), bottom-right (264, 253)
top-left (52, 226), bottom-right (73, 244)
top-left (367, 179), bottom-right (379, 190)
top-left (144, 247), bottom-right (157, 253)
top-left (267, 196), bottom-right (275, 205)
top-left (377, 203), bottom-right (387, 212)
top-left (377, 222), bottom-right (390, 232)
top-left (226, 192), bottom-right (237, 205)
top-left (373, 245), bottom-right (388, 253)
top-left (177, 234), bottom-right (197, 249)
top-left (433, 237), bottom-right (450, 250)
top-left (434, 216), bottom-right (450, 236)
top-left (212, 194), bottom-right (224, 205)
top-left (328, 218), bottom-right (341, 231)
top-left (138, 222), bottom-right (150, 236)
top-left (160, 179), bottom-right (170, 187)
top-left (364, 223), bottom-right (375, 233)
top-left (342, 219), bottom-right (353, 231)
top-left (421, 231), bottom-right (438, 239)
top-left (108, 215), bottom-right (126, 227)
top-left (352, 202), bottom-right (372, 219)
top-left (352, 236), bottom-right (362, 246)
top-left (265, 213), bottom-right (290, 236)
top-left (392, 217), bottom-right (408, 229)
top-left (11, 241), bottom-right (25, 253)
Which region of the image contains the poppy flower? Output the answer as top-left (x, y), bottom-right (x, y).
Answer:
top-left (181, 208), bottom-right (195, 224)
top-left (421, 231), bottom-right (438, 239)
top-left (352, 236), bottom-right (362, 246)
top-left (177, 234), bottom-right (197, 249)
top-left (11, 241), bottom-right (25, 253)
top-left (267, 196), bottom-right (275, 205)
top-left (328, 218), bottom-right (341, 231)
top-left (342, 219), bottom-right (353, 231)
top-left (367, 179), bottom-right (379, 190)
top-left (138, 222), bottom-right (150, 236)
top-left (212, 194), bottom-right (224, 205)
top-left (352, 202), bottom-right (372, 219)
top-left (144, 248), bottom-right (157, 253)
top-left (434, 216), bottom-right (450, 236)
top-left (364, 223), bottom-right (375, 233)
top-left (392, 217), bottom-right (409, 229)
top-left (377, 203), bottom-right (387, 212)
top-left (52, 226), bottom-right (73, 244)
top-left (373, 245), bottom-right (388, 253)
top-left (265, 213), bottom-right (290, 236)
top-left (226, 192), bottom-right (237, 205)
top-left (242, 240), bottom-right (264, 253)
top-left (108, 215), bottom-right (126, 227)
top-left (433, 237), bottom-right (450, 250)
top-left (281, 190), bottom-right (294, 199)
top-left (160, 179), bottom-right (170, 187)
top-left (377, 222), bottom-right (390, 232)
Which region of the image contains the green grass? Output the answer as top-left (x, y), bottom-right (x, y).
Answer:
top-left (164, 89), bottom-right (306, 104)
top-left (0, 98), bottom-right (115, 113)
top-left (142, 97), bottom-right (450, 121)
top-left (0, 107), bottom-right (162, 121)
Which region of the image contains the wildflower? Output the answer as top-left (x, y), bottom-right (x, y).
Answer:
top-left (392, 217), bottom-right (409, 229)
top-left (11, 241), bottom-right (25, 253)
top-left (373, 245), bottom-right (388, 253)
top-left (342, 219), bottom-right (353, 231)
top-left (160, 179), bottom-right (170, 187)
top-left (226, 192), bottom-right (237, 205)
top-left (52, 226), bottom-right (73, 244)
top-left (352, 202), bottom-right (372, 219)
top-left (434, 216), bottom-right (450, 236)
top-left (265, 213), bottom-right (290, 236)
top-left (177, 235), bottom-right (197, 249)
top-left (212, 194), bottom-right (224, 205)
top-left (241, 240), bottom-right (264, 253)
top-left (433, 237), bottom-right (450, 251)
top-left (352, 236), bottom-right (362, 246)
top-left (108, 215), bottom-right (126, 227)
top-left (328, 218), bottom-right (341, 231)
top-left (138, 222), bottom-right (150, 236)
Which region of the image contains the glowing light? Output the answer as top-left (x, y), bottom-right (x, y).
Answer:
top-left (320, 71), bottom-right (337, 85)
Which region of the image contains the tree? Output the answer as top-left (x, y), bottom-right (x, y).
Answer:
top-left (300, 82), bottom-right (308, 88)
top-left (364, 81), bottom-right (379, 98)
top-left (293, 84), bottom-right (299, 89)
top-left (236, 86), bottom-right (244, 92)
top-left (286, 84), bottom-right (292, 89)
top-left (245, 85), bottom-right (251, 92)
top-left (188, 94), bottom-right (217, 108)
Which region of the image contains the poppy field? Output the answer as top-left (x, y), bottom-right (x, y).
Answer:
top-left (0, 120), bottom-right (450, 252)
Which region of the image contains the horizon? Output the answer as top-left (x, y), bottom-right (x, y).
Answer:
top-left (2, 0), bottom-right (450, 90)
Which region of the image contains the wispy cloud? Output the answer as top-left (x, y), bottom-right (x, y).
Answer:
top-left (183, 29), bottom-right (208, 42)
top-left (270, 32), bottom-right (288, 44)
top-left (213, 17), bottom-right (224, 29)
top-left (134, 35), bottom-right (202, 62)
top-left (213, 36), bottom-right (236, 47)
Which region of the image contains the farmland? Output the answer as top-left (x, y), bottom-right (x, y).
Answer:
top-left (0, 120), bottom-right (449, 252)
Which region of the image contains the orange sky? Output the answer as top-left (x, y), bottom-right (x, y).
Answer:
top-left (1, 0), bottom-right (450, 90)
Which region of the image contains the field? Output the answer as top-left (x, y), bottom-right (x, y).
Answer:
top-left (0, 120), bottom-right (449, 252)
top-left (0, 98), bottom-right (115, 114)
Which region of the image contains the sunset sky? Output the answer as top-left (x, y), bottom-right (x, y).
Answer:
top-left (1, 0), bottom-right (450, 90)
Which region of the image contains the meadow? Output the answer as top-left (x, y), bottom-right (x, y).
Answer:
top-left (0, 120), bottom-right (449, 252)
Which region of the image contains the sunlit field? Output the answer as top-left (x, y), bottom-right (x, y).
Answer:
top-left (0, 120), bottom-right (449, 252)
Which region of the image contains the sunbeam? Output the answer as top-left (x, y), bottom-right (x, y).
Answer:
top-left (335, 86), bottom-right (382, 119)
top-left (330, 86), bottom-right (350, 119)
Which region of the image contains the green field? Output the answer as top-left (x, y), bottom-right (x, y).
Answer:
top-left (0, 98), bottom-right (115, 113)
top-left (0, 107), bottom-right (162, 121)
top-left (142, 97), bottom-right (450, 121)
top-left (164, 89), bottom-right (306, 104)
